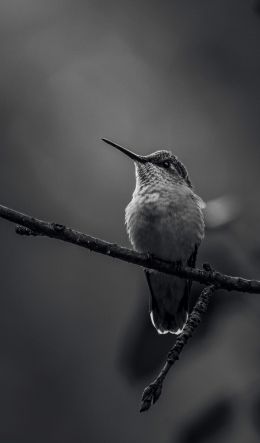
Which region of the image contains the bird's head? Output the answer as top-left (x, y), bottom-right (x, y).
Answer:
top-left (102, 138), bottom-right (192, 188)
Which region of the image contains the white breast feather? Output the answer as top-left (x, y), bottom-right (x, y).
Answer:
top-left (125, 185), bottom-right (204, 262)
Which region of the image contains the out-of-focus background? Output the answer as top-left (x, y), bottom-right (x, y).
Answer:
top-left (0, 1), bottom-right (260, 442)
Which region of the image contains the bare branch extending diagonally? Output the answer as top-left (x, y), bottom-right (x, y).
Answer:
top-left (0, 203), bottom-right (259, 412)
top-left (0, 203), bottom-right (260, 293)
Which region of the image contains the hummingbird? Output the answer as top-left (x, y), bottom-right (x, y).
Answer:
top-left (102, 138), bottom-right (205, 335)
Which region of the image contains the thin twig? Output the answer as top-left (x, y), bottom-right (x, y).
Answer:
top-left (140, 284), bottom-right (217, 412)
top-left (0, 203), bottom-right (259, 293)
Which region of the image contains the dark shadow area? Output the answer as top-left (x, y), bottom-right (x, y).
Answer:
top-left (177, 398), bottom-right (233, 443)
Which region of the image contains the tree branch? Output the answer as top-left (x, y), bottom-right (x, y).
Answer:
top-left (0, 203), bottom-right (259, 412)
top-left (140, 284), bottom-right (217, 412)
top-left (0, 203), bottom-right (259, 293)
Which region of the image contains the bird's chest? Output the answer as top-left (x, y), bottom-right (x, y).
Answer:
top-left (125, 189), bottom-right (204, 261)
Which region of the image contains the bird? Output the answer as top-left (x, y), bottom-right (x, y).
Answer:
top-left (102, 138), bottom-right (205, 335)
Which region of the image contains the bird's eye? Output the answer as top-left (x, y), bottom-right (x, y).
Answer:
top-left (162, 161), bottom-right (170, 169)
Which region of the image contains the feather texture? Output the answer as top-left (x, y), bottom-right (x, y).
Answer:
top-left (124, 151), bottom-right (205, 334)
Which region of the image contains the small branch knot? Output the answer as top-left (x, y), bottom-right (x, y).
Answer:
top-left (16, 225), bottom-right (39, 236)
top-left (140, 380), bottom-right (163, 412)
top-left (51, 223), bottom-right (66, 232)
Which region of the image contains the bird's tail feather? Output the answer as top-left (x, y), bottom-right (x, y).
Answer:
top-left (145, 271), bottom-right (189, 335)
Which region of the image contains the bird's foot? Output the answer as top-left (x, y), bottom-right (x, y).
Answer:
top-left (146, 252), bottom-right (159, 263)
top-left (203, 263), bottom-right (214, 272)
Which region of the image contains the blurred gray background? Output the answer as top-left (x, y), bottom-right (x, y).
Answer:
top-left (0, 1), bottom-right (260, 442)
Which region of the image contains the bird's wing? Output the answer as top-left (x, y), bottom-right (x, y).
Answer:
top-left (144, 269), bottom-right (157, 311)
top-left (185, 244), bottom-right (198, 301)
top-left (144, 244), bottom-right (198, 302)
top-left (187, 244), bottom-right (198, 268)
top-left (144, 245), bottom-right (199, 334)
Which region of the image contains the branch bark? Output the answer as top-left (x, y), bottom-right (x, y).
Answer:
top-left (0, 203), bottom-right (260, 293)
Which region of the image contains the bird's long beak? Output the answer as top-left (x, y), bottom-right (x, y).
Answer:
top-left (102, 138), bottom-right (146, 163)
